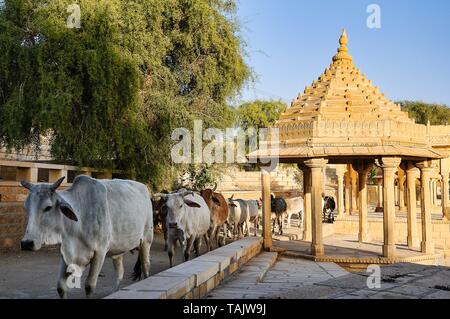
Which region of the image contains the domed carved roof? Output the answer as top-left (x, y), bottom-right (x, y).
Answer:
top-left (250, 30), bottom-right (446, 162)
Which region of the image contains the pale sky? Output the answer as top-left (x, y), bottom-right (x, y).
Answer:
top-left (236, 0), bottom-right (450, 106)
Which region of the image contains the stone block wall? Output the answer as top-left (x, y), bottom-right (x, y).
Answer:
top-left (0, 202), bottom-right (26, 251)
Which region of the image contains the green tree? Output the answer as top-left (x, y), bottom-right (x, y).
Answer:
top-left (0, 0), bottom-right (250, 189)
top-left (398, 101), bottom-right (450, 125)
top-left (236, 99), bottom-right (287, 131)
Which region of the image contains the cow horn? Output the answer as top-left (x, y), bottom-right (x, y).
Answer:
top-left (20, 180), bottom-right (34, 190)
top-left (154, 193), bottom-right (169, 199)
top-left (51, 176), bottom-right (65, 191)
top-left (212, 182), bottom-right (217, 192)
top-left (181, 190), bottom-right (194, 197)
top-left (230, 194), bottom-right (234, 200)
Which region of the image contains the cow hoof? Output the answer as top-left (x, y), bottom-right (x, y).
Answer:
top-left (85, 286), bottom-right (94, 299)
top-left (57, 287), bottom-right (67, 299)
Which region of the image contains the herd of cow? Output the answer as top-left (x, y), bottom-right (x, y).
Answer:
top-left (150, 185), bottom-right (303, 269)
top-left (17, 175), bottom-right (334, 298)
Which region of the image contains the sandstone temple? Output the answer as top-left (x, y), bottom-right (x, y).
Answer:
top-left (252, 29), bottom-right (450, 264)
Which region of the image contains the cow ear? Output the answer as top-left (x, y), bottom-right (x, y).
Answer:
top-left (184, 199), bottom-right (201, 208)
top-left (212, 196), bottom-right (220, 205)
top-left (57, 197), bottom-right (78, 222)
top-left (20, 180), bottom-right (34, 190)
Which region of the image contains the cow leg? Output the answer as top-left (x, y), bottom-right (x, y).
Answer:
top-left (220, 224), bottom-right (227, 246)
top-left (163, 224), bottom-right (168, 251)
top-left (112, 255), bottom-right (124, 291)
top-left (213, 225), bottom-right (220, 248)
top-left (184, 236), bottom-right (195, 262)
top-left (238, 222), bottom-right (241, 239)
top-left (56, 256), bottom-right (69, 299)
top-left (278, 215), bottom-right (283, 235)
top-left (209, 225), bottom-right (217, 250)
top-left (272, 218), bottom-right (276, 234)
top-left (194, 237), bottom-right (203, 257)
top-left (168, 240), bottom-right (175, 268)
top-left (139, 240), bottom-right (151, 278)
top-left (85, 251), bottom-right (106, 298)
top-left (245, 220), bottom-right (250, 237)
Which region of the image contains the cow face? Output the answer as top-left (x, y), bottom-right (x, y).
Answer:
top-left (20, 177), bottom-right (77, 251)
top-left (156, 191), bottom-right (201, 230)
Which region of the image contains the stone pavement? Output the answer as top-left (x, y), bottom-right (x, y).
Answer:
top-left (281, 262), bottom-right (450, 299)
top-left (206, 254), bottom-right (348, 299)
top-left (206, 253), bottom-right (450, 299)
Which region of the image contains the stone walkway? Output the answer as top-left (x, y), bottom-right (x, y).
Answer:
top-left (206, 253), bottom-right (348, 299)
top-left (206, 253), bottom-right (450, 299)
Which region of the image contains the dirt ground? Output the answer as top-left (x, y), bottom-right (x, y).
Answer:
top-left (0, 231), bottom-right (208, 299)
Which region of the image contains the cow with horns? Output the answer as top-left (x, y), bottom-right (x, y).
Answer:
top-left (19, 176), bottom-right (154, 298)
top-left (154, 190), bottom-right (211, 268)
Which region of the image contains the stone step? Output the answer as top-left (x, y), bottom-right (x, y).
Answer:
top-left (219, 252), bottom-right (278, 286)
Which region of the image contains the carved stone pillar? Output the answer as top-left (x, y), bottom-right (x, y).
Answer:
top-left (374, 177), bottom-right (384, 212)
top-left (417, 162), bottom-right (434, 254)
top-left (345, 165), bottom-right (352, 215)
top-left (380, 157), bottom-right (401, 259)
top-left (441, 167), bottom-right (450, 220)
top-left (305, 158), bottom-right (328, 257)
top-left (398, 168), bottom-right (406, 212)
top-left (356, 161), bottom-right (373, 243)
top-left (406, 163), bottom-right (419, 249)
top-left (350, 165), bottom-right (358, 214)
top-left (335, 165), bottom-right (346, 218)
top-left (298, 164), bottom-right (312, 241)
top-left (261, 168), bottom-right (272, 250)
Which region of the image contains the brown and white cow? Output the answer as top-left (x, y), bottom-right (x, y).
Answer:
top-left (200, 185), bottom-right (229, 249)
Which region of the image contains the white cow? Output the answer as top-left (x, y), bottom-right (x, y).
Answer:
top-left (155, 190), bottom-right (210, 267)
top-left (20, 176), bottom-right (154, 299)
top-left (226, 197), bottom-right (250, 239)
top-left (285, 197), bottom-right (304, 228)
top-left (246, 199), bottom-right (261, 236)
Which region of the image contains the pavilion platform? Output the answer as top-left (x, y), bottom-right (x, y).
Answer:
top-left (266, 209), bottom-right (447, 268)
top-left (273, 234), bottom-right (443, 269)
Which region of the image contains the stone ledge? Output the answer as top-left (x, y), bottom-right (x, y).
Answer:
top-left (105, 237), bottom-right (263, 299)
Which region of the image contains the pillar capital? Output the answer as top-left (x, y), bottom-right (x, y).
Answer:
top-left (415, 160), bottom-right (433, 170)
top-left (335, 164), bottom-right (347, 177)
top-left (304, 158), bottom-right (328, 169)
top-left (379, 157), bottom-right (402, 169)
top-left (406, 161), bottom-right (420, 174)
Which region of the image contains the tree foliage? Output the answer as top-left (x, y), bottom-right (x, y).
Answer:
top-left (399, 101), bottom-right (450, 125)
top-left (236, 99), bottom-right (287, 131)
top-left (0, 0), bottom-right (250, 189)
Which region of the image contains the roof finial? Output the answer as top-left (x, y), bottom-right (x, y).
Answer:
top-left (333, 28), bottom-right (352, 62)
top-left (340, 29), bottom-right (348, 46)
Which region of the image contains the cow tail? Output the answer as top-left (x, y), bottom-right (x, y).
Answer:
top-left (132, 256), bottom-right (142, 281)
